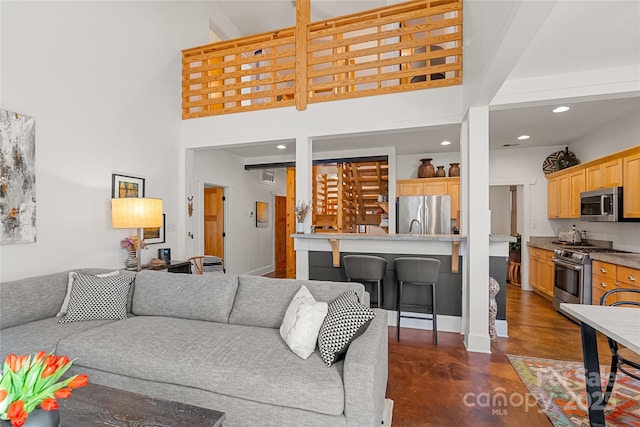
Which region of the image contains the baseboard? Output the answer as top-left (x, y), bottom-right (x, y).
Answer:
top-left (495, 319), bottom-right (508, 337)
top-left (382, 399), bottom-right (394, 426)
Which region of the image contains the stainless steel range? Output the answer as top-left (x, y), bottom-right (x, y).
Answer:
top-left (552, 246), bottom-right (625, 320)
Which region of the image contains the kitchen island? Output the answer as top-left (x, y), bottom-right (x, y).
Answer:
top-left (293, 233), bottom-right (513, 335)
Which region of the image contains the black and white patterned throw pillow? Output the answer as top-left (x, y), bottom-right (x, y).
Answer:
top-left (317, 290), bottom-right (376, 367)
top-left (59, 272), bottom-right (135, 324)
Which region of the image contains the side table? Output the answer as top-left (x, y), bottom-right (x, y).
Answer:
top-left (143, 260), bottom-right (192, 274)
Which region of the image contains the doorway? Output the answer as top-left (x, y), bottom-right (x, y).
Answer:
top-left (274, 196), bottom-right (287, 277)
top-left (204, 186), bottom-right (225, 260)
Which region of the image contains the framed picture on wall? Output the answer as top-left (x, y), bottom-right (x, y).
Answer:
top-left (256, 201), bottom-right (269, 228)
top-left (144, 214), bottom-right (165, 244)
top-left (112, 173), bottom-right (145, 198)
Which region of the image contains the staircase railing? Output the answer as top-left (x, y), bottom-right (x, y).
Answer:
top-left (182, 0), bottom-right (462, 119)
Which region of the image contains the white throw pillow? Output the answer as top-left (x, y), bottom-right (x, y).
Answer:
top-left (57, 271), bottom-right (120, 317)
top-left (280, 285), bottom-right (328, 359)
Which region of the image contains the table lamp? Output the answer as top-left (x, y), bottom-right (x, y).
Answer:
top-left (111, 198), bottom-right (163, 271)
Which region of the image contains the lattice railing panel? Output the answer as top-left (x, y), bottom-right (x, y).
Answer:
top-left (181, 0), bottom-right (462, 118)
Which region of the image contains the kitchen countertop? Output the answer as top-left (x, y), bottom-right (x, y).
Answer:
top-left (528, 236), bottom-right (640, 270)
top-left (292, 233), bottom-right (515, 242)
top-left (589, 253), bottom-right (640, 270)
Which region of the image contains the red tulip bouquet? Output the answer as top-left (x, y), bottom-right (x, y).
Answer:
top-left (0, 351), bottom-right (89, 427)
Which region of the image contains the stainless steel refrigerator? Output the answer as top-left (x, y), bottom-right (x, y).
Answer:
top-left (397, 195), bottom-right (451, 234)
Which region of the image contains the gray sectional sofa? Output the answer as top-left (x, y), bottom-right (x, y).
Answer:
top-left (0, 269), bottom-right (388, 426)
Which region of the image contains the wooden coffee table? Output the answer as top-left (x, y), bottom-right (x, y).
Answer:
top-left (58, 382), bottom-right (224, 426)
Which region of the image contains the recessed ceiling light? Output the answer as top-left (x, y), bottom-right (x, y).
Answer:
top-left (517, 135), bottom-right (530, 140)
top-left (552, 106), bottom-right (570, 113)
top-left (276, 144), bottom-right (286, 150)
top-left (440, 140), bottom-right (451, 146)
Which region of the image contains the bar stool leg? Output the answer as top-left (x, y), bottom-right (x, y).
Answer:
top-left (432, 283), bottom-right (437, 345)
top-left (377, 279), bottom-right (382, 308)
top-left (397, 280), bottom-right (403, 341)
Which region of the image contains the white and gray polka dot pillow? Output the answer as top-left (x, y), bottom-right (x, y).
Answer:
top-left (59, 272), bottom-right (135, 323)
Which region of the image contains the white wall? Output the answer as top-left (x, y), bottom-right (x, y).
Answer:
top-left (569, 109), bottom-right (640, 162)
top-left (191, 149), bottom-right (286, 275)
top-left (489, 145), bottom-right (565, 238)
top-left (397, 152), bottom-right (461, 180)
top-left (489, 186), bottom-right (510, 235)
top-left (0, 1), bottom-right (212, 281)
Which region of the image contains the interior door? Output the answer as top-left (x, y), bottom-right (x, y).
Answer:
top-left (275, 196), bottom-right (287, 277)
top-left (204, 187), bottom-right (224, 258)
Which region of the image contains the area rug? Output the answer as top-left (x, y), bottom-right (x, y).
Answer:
top-left (508, 355), bottom-right (640, 427)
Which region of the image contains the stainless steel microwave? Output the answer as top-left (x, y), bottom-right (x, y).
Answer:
top-left (580, 187), bottom-right (624, 222)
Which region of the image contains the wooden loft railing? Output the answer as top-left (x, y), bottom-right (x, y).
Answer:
top-left (182, 0), bottom-right (462, 119)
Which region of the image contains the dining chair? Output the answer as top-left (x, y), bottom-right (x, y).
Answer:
top-left (189, 256), bottom-right (204, 275)
top-left (599, 288), bottom-right (640, 406)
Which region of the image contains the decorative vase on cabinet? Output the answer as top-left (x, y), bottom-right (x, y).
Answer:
top-left (435, 166), bottom-right (446, 177)
top-left (418, 158), bottom-right (435, 178)
top-left (125, 251), bottom-right (138, 270)
top-left (448, 163), bottom-right (460, 177)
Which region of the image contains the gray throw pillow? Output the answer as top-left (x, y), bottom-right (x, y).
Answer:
top-left (317, 290), bottom-right (376, 367)
top-left (59, 272), bottom-right (135, 324)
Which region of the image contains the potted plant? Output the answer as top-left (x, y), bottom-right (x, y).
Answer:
top-left (0, 351), bottom-right (89, 427)
top-left (509, 233), bottom-right (521, 263)
top-left (294, 201), bottom-right (312, 233)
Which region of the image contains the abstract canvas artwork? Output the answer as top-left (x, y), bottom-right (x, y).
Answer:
top-left (256, 201), bottom-right (269, 227)
top-left (0, 109), bottom-right (36, 244)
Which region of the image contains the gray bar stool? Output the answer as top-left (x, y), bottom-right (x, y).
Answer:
top-left (395, 257), bottom-right (441, 343)
top-left (343, 255), bottom-right (387, 308)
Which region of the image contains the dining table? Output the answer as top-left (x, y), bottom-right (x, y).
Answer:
top-left (560, 303), bottom-right (640, 427)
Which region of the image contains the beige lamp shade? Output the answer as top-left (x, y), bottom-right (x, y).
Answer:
top-left (112, 198), bottom-right (163, 228)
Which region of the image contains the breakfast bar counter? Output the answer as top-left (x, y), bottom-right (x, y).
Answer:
top-left (293, 233), bottom-right (513, 334)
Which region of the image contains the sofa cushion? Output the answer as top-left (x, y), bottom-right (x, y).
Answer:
top-left (229, 275), bottom-right (366, 328)
top-left (0, 269), bottom-right (115, 329)
top-left (57, 316), bottom-right (345, 416)
top-left (59, 272), bottom-right (135, 324)
top-left (318, 290), bottom-right (376, 367)
top-left (132, 270), bottom-right (238, 323)
top-left (0, 317), bottom-right (115, 361)
top-left (280, 285), bottom-right (328, 359)
top-left (57, 271), bottom-right (120, 317)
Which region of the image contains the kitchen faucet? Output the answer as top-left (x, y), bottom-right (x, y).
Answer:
top-left (409, 219), bottom-right (421, 234)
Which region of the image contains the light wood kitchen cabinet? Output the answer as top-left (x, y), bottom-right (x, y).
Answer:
top-left (585, 158), bottom-right (622, 191)
top-left (547, 170), bottom-right (576, 218)
top-left (591, 260), bottom-right (617, 304)
top-left (546, 146), bottom-right (640, 219)
top-left (558, 174), bottom-right (571, 218)
top-left (548, 170), bottom-right (583, 219)
top-left (623, 152), bottom-right (640, 218)
top-left (528, 247), bottom-right (554, 298)
top-left (396, 181), bottom-right (424, 196)
top-left (448, 180), bottom-right (460, 222)
top-left (617, 265), bottom-right (640, 304)
top-left (397, 177), bottom-right (460, 221)
top-left (591, 261), bottom-right (640, 305)
top-left (569, 169), bottom-right (585, 218)
top-left (547, 177), bottom-right (559, 218)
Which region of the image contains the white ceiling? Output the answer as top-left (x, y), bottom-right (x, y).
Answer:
top-left (208, 1), bottom-right (640, 160)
